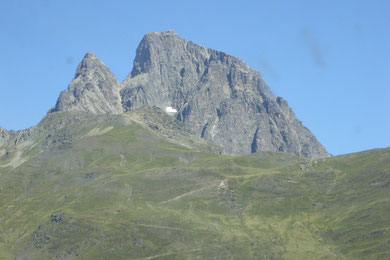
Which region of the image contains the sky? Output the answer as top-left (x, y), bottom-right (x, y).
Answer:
top-left (0, 0), bottom-right (389, 156)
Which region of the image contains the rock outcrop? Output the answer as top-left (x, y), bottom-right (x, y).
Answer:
top-left (126, 106), bottom-right (222, 153)
top-left (50, 52), bottom-right (122, 114)
top-left (121, 31), bottom-right (329, 158)
top-left (0, 126), bottom-right (8, 145)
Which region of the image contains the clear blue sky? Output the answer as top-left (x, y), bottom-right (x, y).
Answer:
top-left (0, 0), bottom-right (389, 156)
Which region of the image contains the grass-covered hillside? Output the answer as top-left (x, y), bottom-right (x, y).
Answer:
top-left (0, 109), bottom-right (389, 259)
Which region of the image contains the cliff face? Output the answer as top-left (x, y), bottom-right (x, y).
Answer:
top-left (47, 31), bottom-right (329, 158)
top-left (0, 126), bottom-right (8, 146)
top-left (120, 31), bottom-right (329, 158)
top-left (50, 52), bottom-right (122, 114)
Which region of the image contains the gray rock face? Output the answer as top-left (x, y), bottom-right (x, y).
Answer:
top-left (121, 31), bottom-right (329, 158)
top-left (0, 126), bottom-right (8, 145)
top-left (50, 52), bottom-right (122, 114)
top-left (126, 106), bottom-right (222, 153)
top-left (47, 31), bottom-right (329, 158)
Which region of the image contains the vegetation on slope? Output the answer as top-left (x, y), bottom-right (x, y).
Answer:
top-left (0, 111), bottom-right (389, 259)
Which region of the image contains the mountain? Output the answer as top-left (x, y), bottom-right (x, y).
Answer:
top-left (52, 30), bottom-right (329, 159)
top-left (50, 52), bottom-right (122, 114)
top-left (0, 111), bottom-right (388, 259)
top-left (7, 31), bottom-right (382, 259)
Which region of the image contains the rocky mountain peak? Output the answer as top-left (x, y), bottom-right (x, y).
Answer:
top-left (129, 30), bottom-right (183, 77)
top-left (74, 51), bottom-right (100, 78)
top-left (50, 52), bottom-right (122, 115)
top-left (145, 30), bottom-right (178, 37)
top-left (121, 31), bottom-right (329, 158)
top-left (48, 31), bottom-right (329, 158)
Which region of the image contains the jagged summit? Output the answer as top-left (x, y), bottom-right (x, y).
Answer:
top-left (49, 31), bottom-right (329, 158)
top-left (127, 30), bottom-right (185, 78)
top-left (146, 30), bottom-right (178, 36)
top-left (74, 51), bottom-right (100, 78)
top-left (50, 51), bottom-right (122, 115)
top-left (121, 31), bottom-right (329, 158)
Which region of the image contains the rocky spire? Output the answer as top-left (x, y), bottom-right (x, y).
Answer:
top-left (50, 52), bottom-right (122, 114)
top-left (121, 31), bottom-right (329, 158)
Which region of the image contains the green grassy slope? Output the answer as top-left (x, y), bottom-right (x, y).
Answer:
top-left (0, 113), bottom-right (389, 259)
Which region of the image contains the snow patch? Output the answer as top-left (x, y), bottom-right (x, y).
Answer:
top-left (165, 106), bottom-right (177, 113)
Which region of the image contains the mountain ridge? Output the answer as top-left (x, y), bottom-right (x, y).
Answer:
top-left (48, 30), bottom-right (329, 158)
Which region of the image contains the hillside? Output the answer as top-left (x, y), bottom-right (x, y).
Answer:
top-left (0, 111), bottom-right (388, 259)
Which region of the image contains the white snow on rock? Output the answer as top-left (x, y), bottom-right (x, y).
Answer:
top-left (165, 107), bottom-right (177, 113)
